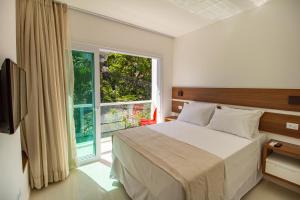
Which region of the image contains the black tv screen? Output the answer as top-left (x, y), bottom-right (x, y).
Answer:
top-left (0, 59), bottom-right (27, 134)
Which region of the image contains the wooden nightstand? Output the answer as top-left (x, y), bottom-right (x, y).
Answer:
top-left (164, 116), bottom-right (177, 122)
top-left (262, 140), bottom-right (300, 193)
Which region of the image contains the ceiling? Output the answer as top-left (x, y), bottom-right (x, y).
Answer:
top-left (60, 0), bottom-right (271, 37)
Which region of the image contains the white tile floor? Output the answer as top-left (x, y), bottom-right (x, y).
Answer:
top-left (30, 161), bottom-right (300, 200)
top-left (30, 162), bottom-right (130, 200)
top-left (243, 180), bottom-right (300, 200)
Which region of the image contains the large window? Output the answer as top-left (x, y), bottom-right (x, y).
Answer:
top-left (99, 52), bottom-right (152, 139)
top-left (100, 53), bottom-right (152, 102)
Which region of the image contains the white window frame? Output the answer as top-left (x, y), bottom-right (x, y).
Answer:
top-left (72, 41), bottom-right (163, 165)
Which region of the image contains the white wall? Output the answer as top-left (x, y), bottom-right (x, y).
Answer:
top-left (0, 0), bottom-right (30, 199)
top-left (172, 0), bottom-right (300, 143)
top-left (69, 9), bottom-right (174, 117)
top-left (0, 129), bottom-right (25, 200)
top-left (173, 0), bottom-right (300, 89)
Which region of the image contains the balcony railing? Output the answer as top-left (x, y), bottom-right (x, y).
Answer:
top-left (74, 100), bottom-right (152, 144)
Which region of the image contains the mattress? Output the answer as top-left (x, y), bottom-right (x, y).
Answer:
top-left (266, 153), bottom-right (300, 185)
top-left (111, 121), bottom-right (267, 200)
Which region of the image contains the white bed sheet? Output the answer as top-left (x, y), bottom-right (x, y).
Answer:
top-left (112, 121), bottom-right (267, 200)
top-left (149, 121), bottom-right (267, 199)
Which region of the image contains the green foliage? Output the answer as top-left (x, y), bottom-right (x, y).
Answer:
top-left (72, 51), bottom-right (152, 140)
top-left (73, 51), bottom-right (94, 104)
top-left (72, 51), bottom-right (95, 137)
top-left (100, 53), bottom-right (152, 103)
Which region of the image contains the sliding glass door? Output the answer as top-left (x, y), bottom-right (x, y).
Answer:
top-left (99, 51), bottom-right (156, 163)
top-left (72, 50), bottom-right (96, 161)
top-left (72, 45), bottom-right (161, 164)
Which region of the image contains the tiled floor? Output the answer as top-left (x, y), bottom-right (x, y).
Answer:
top-left (30, 162), bottom-right (130, 200)
top-left (243, 180), bottom-right (300, 200)
top-left (30, 162), bottom-right (300, 200)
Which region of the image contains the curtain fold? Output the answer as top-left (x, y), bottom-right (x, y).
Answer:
top-left (16, 0), bottom-right (77, 189)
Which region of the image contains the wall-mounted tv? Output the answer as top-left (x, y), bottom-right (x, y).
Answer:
top-left (0, 59), bottom-right (27, 134)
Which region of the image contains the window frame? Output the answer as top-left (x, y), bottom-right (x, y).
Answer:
top-left (72, 41), bottom-right (163, 165)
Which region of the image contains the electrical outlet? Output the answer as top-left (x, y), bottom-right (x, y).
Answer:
top-left (178, 105), bottom-right (183, 110)
top-left (286, 122), bottom-right (299, 130)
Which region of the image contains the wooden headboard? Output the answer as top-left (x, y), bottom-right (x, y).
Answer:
top-left (172, 87), bottom-right (300, 139)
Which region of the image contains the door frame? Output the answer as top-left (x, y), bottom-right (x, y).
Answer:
top-left (72, 43), bottom-right (101, 166)
top-left (72, 41), bottom-right (163, 165)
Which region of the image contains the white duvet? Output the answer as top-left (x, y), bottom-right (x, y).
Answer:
top-left (111, 120), bottom-right (267, 200)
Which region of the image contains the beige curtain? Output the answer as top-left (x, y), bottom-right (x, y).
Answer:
top-left (16, 0), bottom-right (77, 189)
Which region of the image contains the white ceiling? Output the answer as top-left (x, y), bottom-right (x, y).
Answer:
top-left (60, 0), bottom-right (271, 37)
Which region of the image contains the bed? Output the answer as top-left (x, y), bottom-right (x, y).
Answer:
top-left (111, 120), bottom-right (267, 200)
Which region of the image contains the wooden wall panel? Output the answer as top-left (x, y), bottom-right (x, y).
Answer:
top-left (172, 100), bottom-right (184, 113)
top-left (172, 87), bottom-right (300, 112)
top-left (260, 113), bottom-right (300, 138)
top-left (171, 87), bottom-right (300, 139)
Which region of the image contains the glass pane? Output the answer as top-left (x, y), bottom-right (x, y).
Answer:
top-left (72, 50), bottom-right (96, 160)
top-left (100, 53), bottom-right (152, 103)
top-left (99, 52), bottom-right (153, 138)
top-left (101, 102), bottom-right (151, 138)
top-left (99, 52), bottom-right (153, 164)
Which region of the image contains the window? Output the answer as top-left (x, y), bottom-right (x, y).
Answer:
top-left (99, 52), bottom-right (152, 139)
top-left (72, 46), bottom-right (161, 164)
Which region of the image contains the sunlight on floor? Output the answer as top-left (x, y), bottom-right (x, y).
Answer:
top-left (30, 162), bottom-right (130, 200)
top-left (78, 162), bottom-right (116, 192)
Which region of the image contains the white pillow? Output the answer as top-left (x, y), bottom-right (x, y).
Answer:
top-left (222, 106), bottom-right (263, 132)
top-left (207, 107), bottom-right (264, 139)
top-left (177, 102), bottom-right (217, 126)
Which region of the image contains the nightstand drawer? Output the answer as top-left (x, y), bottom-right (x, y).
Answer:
top-left (266, 153), bottom-right (300, 185)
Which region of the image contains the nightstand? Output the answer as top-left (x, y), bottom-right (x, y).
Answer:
top-left (164, 116), bottom-right (177, 122)
top-left (262, 140), bottom-right (300, 193)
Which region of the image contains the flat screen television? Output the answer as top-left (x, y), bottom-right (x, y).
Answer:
top-left (0, 59), bottom-right (27, 134)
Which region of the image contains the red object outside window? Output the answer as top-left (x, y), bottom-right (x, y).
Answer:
top-left (140, 108), bottom-right (157, 126)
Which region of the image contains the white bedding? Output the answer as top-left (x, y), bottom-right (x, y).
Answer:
top-left (111, 120), bottom-right (267, 200)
